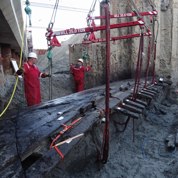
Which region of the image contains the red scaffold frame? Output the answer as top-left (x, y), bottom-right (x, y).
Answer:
top-left (87, 10), bottom-right (158, 20)
top-left (45, 9), bottom-right (158, 42)
top-left (46, 20), bottom-right (144, 38)
top-left (46, 3), bottom-right (158, 164)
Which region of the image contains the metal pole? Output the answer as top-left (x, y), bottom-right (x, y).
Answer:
top-left (102, 1), bottom-right (110, 164)
top-left (49, 59), bottom-right (52, 100)
top-left (105, 0), bottom-right (110, 141)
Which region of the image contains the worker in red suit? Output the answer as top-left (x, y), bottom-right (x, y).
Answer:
top-left (70, 58), bottom-right (91, 92)
top-left (16, 52), bottom-right (50, 106)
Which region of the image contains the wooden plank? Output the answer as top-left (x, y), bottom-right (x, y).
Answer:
top-left (115, 107), bottom-right (140, 119)
top-left (119, 103), bottom-right (143, 114)
top-left (137, 92), bottom-right (153, 100)
top-left (123, 99), bottom-right (145, 110)
top-left (0, 160), bottom-right (24, 178)
top-left (0, 79), bottom-right (169, 178)
top-left (25, 111), bottom-right (100, 177)
top-left (0, 119), bottom-right (19, 171)
top-left (141, 90), bottom-right (155, 97)
top-left (142, 88), bottom-right (157, 95)
top-left (128, 97), bottom-right (148, 106)
top-left (17, 100), bottom-right (97, 160)
top-left (16, 104), bottom-right (74, 137)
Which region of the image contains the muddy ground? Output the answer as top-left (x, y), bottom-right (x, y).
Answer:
top-left (48, 89), bottom-right (178, 178)
top-left (1, 80), bottom-right (178, 178)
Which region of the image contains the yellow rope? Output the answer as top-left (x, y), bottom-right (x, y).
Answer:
top-left (0, 27), bottom-right (24, 119)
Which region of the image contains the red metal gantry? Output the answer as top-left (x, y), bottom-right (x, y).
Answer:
top-left (46, 0), bottom-right (158, 164)
top-left (46, 10), bottom-right (158, 40)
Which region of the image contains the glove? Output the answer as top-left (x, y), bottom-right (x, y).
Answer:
top-left (16, 68), bottom-right (23, 75)
top-left (41, 73), bottom-right (51, 78)
top-left (46, 74), bottom-right (51, 77)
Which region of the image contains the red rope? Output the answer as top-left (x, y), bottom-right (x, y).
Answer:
top-left (54, 146), bottom-right (64, 159)
top-left (132, 29), bottom-right (144, 100)
top-left (136, 32), bottom-right (144, 91)
top-left (50, 117), bottom-right (81, 159)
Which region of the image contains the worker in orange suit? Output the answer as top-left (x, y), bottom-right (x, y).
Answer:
top-left (16, 52), bottom-right (50, 106)
top-left (70, 58), bottom-right (92, 92)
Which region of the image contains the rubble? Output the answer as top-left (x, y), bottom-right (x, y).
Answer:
top-left (165, 134), bottom-right (175, 149)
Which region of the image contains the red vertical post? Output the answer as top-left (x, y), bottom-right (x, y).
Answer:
top-left (102, 1), bottom-right (110, 164)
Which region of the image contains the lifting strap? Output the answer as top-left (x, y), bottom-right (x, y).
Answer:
top-left (148, 0), bottom-right (156, 11)
top-left (50, 117), bottom-right (82, 159)
top-left (50, 36), bottom-right (61, 47)
top-left (132, 28), bottom-right (144, 100)
top-left (46, 0), bottom-right (60, 100)
top-left (128, 0), bottom-right (145, 100)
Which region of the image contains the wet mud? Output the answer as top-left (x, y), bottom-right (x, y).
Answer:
top-left (48, 92), bottom-right (178, 178)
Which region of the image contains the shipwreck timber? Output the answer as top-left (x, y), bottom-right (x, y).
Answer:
top-left (0, 78), bottom-right (172, 178)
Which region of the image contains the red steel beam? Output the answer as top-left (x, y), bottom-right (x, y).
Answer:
top-left (46, 20), bottom-right (144, 37)
top-left (87, 10), bottom-right (158, 20)
top-left (82, 31), bottom-right (151, 44)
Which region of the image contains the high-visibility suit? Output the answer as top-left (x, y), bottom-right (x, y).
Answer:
top-left (23, 62), bottom-right (42, 106)
top-left (70, 64), bottom-right (91, 92)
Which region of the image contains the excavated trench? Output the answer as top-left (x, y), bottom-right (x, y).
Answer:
top-left (1, 81), bottom-right (178, 178)
top-left (47, 87), bottom-right (178, 178)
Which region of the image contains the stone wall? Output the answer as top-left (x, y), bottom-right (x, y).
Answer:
top-left (153, 0), bottom-right (178, 86)
top-left (170, 0), bottom-right (178, 85)
top-left (69, 0), bottom-right (178, 89)
top-left (69, 0), bottom-right (157, 89)
top-left (156, 0), bottom-right (172, 77)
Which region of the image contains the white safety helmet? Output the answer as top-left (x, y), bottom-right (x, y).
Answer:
top-left (78, 58), bottom-right (83, 63)
top-left (28, 52), bottom-right (37, 59)
top-left (159, 77), bottom-right (164, 82)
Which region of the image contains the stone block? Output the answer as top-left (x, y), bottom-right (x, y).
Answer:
top-left (161, 0), bottom-right (170, 11)
top-left (165, 134), bottom-right (175, 149)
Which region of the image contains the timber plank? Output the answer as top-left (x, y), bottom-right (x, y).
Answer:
top-left (0, 160), bottom-right (24, 178)
top-left (25, 111), bottom-right (100, 177)
top-left (123, 99), bottom-right (145, 110)
top-left (0, 118), bottom-right (20, 171)
top-left (17, 109), bottom-right (81, 160)
top-left (115, 107), bottom-right (140, 119)
top-left (16, 104), bottom-right (73, 136)
top-left (0, 79), bottom-right (157, 177)
top-left (17, 100), bottom-right (96, 160)
top-left (119, 103), bottom-right (143, 114)
top-left (0, 144), bottom-right (18, 171)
